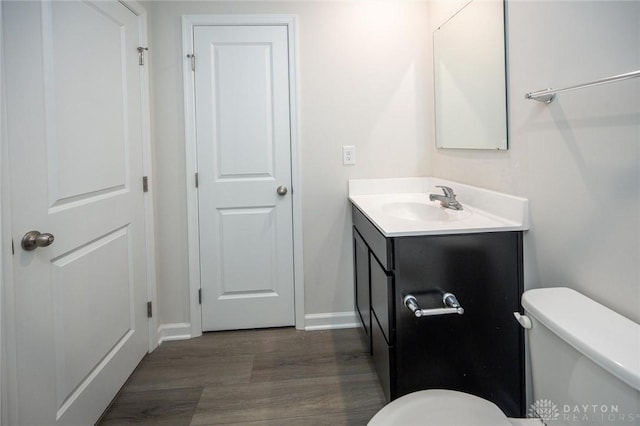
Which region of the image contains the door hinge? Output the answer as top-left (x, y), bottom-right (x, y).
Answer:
top-left (147, 301), bottom-right (153, 318)
top-left (195, 172), bottom-right (199, 188)
top-left (187, 53), bottom-right (195, 71)
top-left (198, 289), bottom-right (202, 304)
top-left (137, 47), bottom-right (149, 66)
top-left (11, 238), bottom-right (15, 255)
top-left (143, 176), bottom-right (149, 192)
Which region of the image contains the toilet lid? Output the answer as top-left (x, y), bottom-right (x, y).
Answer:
top-left (368, 389), bottom-right (513, 426)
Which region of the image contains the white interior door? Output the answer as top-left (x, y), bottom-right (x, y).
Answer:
top-left (3, 1), bottom-right (149, 424)
top-left (194, 25), bottom-right (295, 331)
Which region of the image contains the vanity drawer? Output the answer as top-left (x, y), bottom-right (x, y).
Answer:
top-left (372, 313), bottom-right (395, 401)
top-left (370, 254), bottom-right (394, 345)
top-left (352, 205), bottom-right (393, 271)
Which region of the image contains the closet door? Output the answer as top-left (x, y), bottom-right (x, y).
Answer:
top-left (194, 25), bottom-right (295, 331)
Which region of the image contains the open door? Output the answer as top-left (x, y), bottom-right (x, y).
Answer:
top-left (3, 1), bottom-right (149, 423)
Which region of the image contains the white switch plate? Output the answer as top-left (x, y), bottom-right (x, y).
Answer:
top-left (343, 145), bottom-right (356, 165)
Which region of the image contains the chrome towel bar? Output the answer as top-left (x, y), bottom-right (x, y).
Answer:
top-left (525, 69), bottom-right (640, 104)
top-left (403, 293), bottom-right (464, 317)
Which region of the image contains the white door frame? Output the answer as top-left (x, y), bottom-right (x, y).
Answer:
top-left (1, 5), bottom-right (7, 423)
top-left (124, 0), bottom-right (159, 354)
top-left (182, 14), bottom-right (305, 337)
top-left (0, 1), bottom-right (157, 422)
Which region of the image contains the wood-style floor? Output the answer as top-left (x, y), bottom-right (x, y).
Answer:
top-left (98, 327), bottom-right (386, 425)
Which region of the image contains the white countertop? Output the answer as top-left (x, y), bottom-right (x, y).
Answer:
top-left (348, 177), bottom-right (529, 237)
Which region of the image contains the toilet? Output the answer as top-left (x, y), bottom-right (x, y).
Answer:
top-left (368, 287), bottom-right (640, 425)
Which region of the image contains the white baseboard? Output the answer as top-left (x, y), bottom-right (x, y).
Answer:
top-left (304, 311), bottom-right (359, 331)
top-left (157, 322), bottom-right (192, 345)
top-left (156, 314), bottom-right (358, 343)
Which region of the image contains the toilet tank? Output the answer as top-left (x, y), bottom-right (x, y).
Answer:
top-left (522, 288), bottom-right (640, 425)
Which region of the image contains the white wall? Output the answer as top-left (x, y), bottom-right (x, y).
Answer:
top-left (429, 0), bottom-right (640, 323)
top-left (146, 1), bottom-right (431, 327)
top-left (149, 0), bottom-right (639, 332)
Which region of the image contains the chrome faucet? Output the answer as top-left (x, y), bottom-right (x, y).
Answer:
top-left (429, 185), bottom-right (463, 210)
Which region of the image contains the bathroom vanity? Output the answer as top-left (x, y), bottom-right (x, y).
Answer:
top-left (350, 178), bottom-right (529, 418)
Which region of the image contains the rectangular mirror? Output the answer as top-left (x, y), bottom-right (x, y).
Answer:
top-left (433, 0), bottom-right (508, 150)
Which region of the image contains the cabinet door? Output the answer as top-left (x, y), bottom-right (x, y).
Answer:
top-left (354, 230), bottom-right (371, 351)
top-left (394, 232), bottom-right (524, 417)
top-left (371, 254), bottom-right (396, 401)
top-left (371, 254), bottom-right (394, 345)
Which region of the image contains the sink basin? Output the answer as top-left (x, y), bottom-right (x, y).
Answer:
top-left (382, 201), bottom-right (451, 222)
top-left (348, 178), bottom-right (530, 237)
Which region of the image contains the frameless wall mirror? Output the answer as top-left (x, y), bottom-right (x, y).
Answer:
top-left (434, 0), bottom-right (508, 150)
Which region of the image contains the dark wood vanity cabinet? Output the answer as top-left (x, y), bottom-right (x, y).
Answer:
top-left (352, 205), bottom-right (525, 418)
top-left (353, 231), bottom-right (371, 352)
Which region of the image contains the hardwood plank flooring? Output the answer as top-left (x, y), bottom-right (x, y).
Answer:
top-left (98, 328), bottom-right (385, 425)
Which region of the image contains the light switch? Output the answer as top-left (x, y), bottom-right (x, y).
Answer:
top-left (343, 145), bottom-right (356, 165)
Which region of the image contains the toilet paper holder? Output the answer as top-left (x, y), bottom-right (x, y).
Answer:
top-left (403, 292), bottom-right (465, 317)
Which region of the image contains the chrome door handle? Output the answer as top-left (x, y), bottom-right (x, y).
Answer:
top-left (276, 186), bottom-right (288, 196)
top-left (21, 230), bottom-right (55, 251)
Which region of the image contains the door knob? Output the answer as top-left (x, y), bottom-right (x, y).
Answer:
top-left (21, 231), bottom-right (55, 251)
top-left (276, 186), bottom-right (288, 196)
